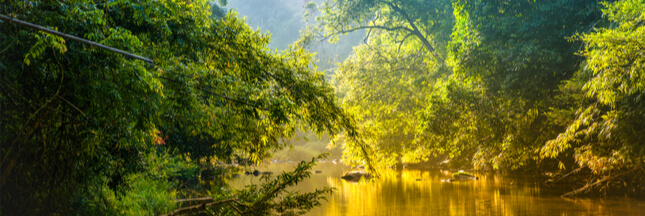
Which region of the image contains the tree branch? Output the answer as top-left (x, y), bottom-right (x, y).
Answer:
top-left (175, 197), bottom-right (213, 203)
top-left (545, 165), bottom-right (587, 185)
top-left (323, 25), bottom-right (414, 43)
top-left (560, 167), bottom-right (638, 197)
top-left (57, 95), bottom-right (86, 118)
top-left (156, 75), bottom-right (269, 111)
top-left (396, 32), bottom-right (415, 54)
top-left (0, 14), bottom-right (154, 64)
top-left (161, 198), bottom-right (240, 216)
top-left (385, 2), bottom-right (445, 64)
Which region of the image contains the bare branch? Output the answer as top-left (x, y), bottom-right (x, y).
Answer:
top-left (161, 198), bottom-right (240, 216)
top-left (396, 32), bottom-right (415, 55)
top-left (385, 2), bottom-right (444, 64)
top-left (322, 25), bottom-right (414, 43)
top-left (560, 167), bottom-right (638, 197)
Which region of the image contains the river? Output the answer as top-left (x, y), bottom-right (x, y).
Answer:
top-left (221, 162), bottom-right (645, 216)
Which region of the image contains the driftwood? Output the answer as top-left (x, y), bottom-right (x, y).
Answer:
top-left (561, 167), bottom-right (638, 198)
top-left (0, 14), bottom-right (154, 64)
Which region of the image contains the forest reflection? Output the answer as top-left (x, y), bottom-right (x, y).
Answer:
top-left (228, 163), bottom-right (644, 216)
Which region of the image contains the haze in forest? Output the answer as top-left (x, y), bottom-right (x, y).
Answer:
top-left (227, 0), bottom-right (364, 72)
top-left (2, 0), bottom-right (644, 215)
top-left (225, 0), bottom-right (365, 161)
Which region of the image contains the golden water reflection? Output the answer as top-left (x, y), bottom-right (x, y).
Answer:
top-left (227, 164), bottom-right (645, 216)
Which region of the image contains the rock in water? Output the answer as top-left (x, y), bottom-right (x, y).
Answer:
top-left (341, 170), bottom-right (369, 181)
top-left (451, 171), bottom-right (478, 181)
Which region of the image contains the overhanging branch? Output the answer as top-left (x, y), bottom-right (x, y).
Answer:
top-left (0, 14), bottom-right (154, 64)
top-left (386, 2), bottom-right (445, 64)
top-left (323, 25), bottom-right (414, 42)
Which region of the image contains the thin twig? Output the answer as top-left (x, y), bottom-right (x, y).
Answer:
top-left (227, 201), bottom-right (244, 214)
top-left (56, 95), bottom-right (86, 117)
top-left (0, 40), bottom-right (13, 54)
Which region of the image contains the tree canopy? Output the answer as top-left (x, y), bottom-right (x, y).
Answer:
top-left (0, 0), bottom-right (363, 214)
top-left (2, 0), bottom-right (644, 214)
top-left (313, 0), bottom-right (645, 195)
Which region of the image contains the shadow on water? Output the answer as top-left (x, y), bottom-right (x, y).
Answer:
top-left (213, 163), bottom-right (645, 216)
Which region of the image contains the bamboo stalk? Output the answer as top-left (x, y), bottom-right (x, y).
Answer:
top-left (0, 14), bottom-right (154, 64)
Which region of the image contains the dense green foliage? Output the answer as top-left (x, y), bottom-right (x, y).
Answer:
top-left (332, 34), bottom-right (437, 167)
top-left (0, 0), bottom-right (359, 214)
top-left (425, 0), bottom-right (606, 170)
top-left (2, 0), bottom-right (643, 214)
top-left (314, 0), bottom-right (645, 193)
top-left (541, 0), bottom-right (645, 174)
top-left (302, 0), bottom-right (454, 168)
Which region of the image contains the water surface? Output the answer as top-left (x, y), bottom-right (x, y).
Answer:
top-left (227, 163), bottom-right (645, 216)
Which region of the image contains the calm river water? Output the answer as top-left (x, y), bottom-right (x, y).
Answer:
top-left (223, 163), bottom-right (645, 216)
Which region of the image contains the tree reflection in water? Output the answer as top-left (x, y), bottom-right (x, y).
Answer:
top-left (226, 163), bottom-right (645, 216)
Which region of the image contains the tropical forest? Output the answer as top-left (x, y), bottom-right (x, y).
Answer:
top-left (1, 0), bottom-right (644, 215)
